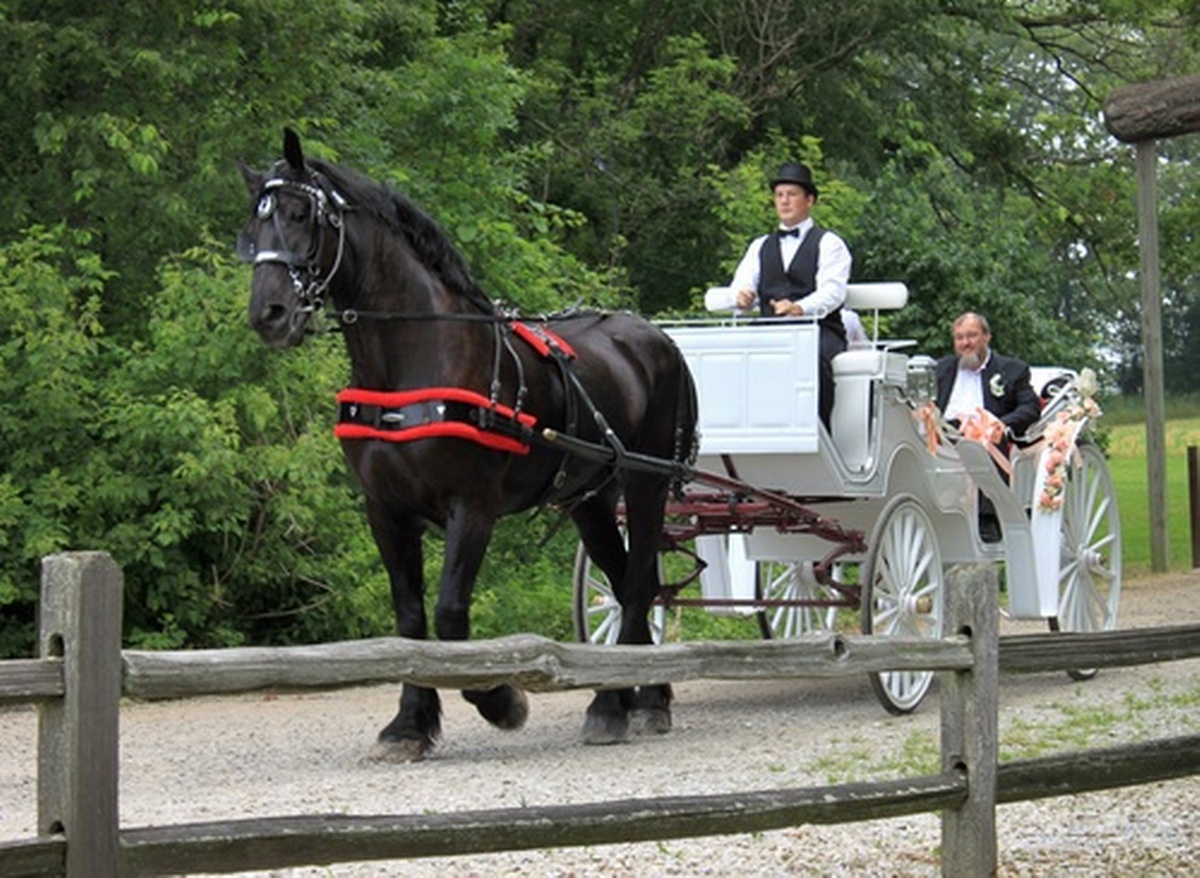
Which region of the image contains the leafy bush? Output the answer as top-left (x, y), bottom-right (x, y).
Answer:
top-left (0, 233), bottom-right (397, 654)
top-left (0, 227), bottom-right (109, 654)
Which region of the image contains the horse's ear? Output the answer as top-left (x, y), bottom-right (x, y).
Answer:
top-left (237, 159), bottom-right (262, 195)
top-left (283, 127), bottom-right (304, 173)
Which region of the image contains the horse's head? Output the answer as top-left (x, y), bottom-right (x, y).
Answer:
top-left (238, 128), bottom-right (349, 347)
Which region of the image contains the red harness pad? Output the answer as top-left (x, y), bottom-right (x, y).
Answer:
top-left (510, 321), bottom-right (577, 359)
top-left (335, 387), bottom-right (537, 455)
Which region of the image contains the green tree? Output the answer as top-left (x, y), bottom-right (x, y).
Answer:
top-left (0, 0), bottom-right (619, 654)
top-left (0, 0), bottom-right (440, 337)
top-left (485, 0), bottom-right (1197, 359)
top-left (0, 227), bottom-right (109, 653)
top-left (3, 0), bottom-right (1198, 655)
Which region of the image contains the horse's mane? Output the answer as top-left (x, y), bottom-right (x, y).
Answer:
top-left (301, 157), bottom-right (496, 314)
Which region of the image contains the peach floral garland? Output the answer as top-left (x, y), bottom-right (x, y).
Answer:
top-left (912, 401), bottom-right (942, 455)
top-left (959, 407), bottom-right (1012, 476)
top-left (912, 403), bottom-right (1009, 466)
top-left (1037, 370), bottom-right (1101, 513)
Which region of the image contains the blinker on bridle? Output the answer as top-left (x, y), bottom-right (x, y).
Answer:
top-left (237, 174), bottom-right (349, 324)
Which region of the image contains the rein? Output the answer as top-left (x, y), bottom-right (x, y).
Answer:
top-left (330, 308), bottom-right (505, 327)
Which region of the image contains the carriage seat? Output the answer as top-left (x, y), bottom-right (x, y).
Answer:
top-left (842, 282), bottom-right (909, 344)
top-left (1029, 366), bottom-right (1074, 404)
top-left (843, 281), bottom-right (909, 312)
top-left (831, 283), bottom-right (910, 472)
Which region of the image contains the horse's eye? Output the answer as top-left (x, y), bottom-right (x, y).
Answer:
top-left (256, 193), bottom-right (276, 219)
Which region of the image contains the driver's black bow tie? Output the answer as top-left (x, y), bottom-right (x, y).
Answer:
top-left (779, 227), bottom-right (800, 237)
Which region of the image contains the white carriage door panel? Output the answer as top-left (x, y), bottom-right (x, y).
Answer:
top-left (746, 352), bottom-right (800, 426)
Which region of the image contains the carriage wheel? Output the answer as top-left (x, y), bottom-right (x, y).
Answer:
top-left (572, 541), bottom-right (666, 645)
top-left (861, 494), bottom-right (945, 715)
top-left (1048, 442), bottom-right (1122, 680)
top-left (755, 560), bottom-right (841, 639)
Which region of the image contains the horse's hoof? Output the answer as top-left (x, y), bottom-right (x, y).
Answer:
top-left (632, 707), bottom-right (672, 735)
top-left (464, 685), bottom-right (529, 730)
top-left (368, 737), bottom-right (432, 763)
top-left (581, 714), bottom-right (630, 745)
top-left (495, 688), bottom-right (529, 730)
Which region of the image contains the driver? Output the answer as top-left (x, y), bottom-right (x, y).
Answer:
top-left (726, 161), bottom-right (853, 429)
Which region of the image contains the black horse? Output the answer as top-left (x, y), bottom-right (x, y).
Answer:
top-left (239, 129), bottom-right (697, 761)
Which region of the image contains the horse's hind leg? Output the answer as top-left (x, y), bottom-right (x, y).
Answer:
top-left (631, 681), bottom-right (673, 735)
top-left (571, 497), bottom-right (632, 743)
top-left (571, 492), bottom-right (670, 744)
top-left (617, 476), bottom-right (674, 736)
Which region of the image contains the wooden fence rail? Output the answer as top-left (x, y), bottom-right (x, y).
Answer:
top-left (7, 624), bottom-right (1199, 707)
top-left (1, 552), bottom-right (1198, 878)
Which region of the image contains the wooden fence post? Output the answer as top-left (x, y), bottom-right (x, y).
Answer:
top-left (939, 563), bottom-right (999, 876)
top-left (1189, 446), bottom-right (1200, 568)
top-left (37, 552), bottom-right (123, 878)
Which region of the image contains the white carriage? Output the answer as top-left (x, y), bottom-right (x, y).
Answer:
top-left (574, 283), bottom-right (1122, 714)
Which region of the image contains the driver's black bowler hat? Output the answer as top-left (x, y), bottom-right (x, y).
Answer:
top-left (770, 162), bottom-right (818, 198)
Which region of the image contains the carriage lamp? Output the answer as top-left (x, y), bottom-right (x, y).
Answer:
top-left (906, 355), bottom-right (937, 406)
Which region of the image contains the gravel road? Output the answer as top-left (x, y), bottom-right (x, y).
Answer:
top-left (2, 571), bottom-right (1197, 876)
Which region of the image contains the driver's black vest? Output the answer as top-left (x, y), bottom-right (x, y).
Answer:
top-left (758, 226), bottom-right (845, 338)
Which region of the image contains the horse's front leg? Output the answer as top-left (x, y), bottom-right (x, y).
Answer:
top-left (364, 502), bottom-right (442, 763)
top-left (437, 504), bottom-right (529, 733)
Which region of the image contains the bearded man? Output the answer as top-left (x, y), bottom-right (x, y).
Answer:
top-left (936, 311), bottom-right (1040, 438)
top-left (935, 311), bottom-right (1041, 541)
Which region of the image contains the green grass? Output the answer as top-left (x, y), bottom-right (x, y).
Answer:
top-left (1102, 392), bottom-right (1200, 426)
top-left (1104, 404), bottom-right (1200, 576)
top-left (806, 676), bottom-right (1200, 785)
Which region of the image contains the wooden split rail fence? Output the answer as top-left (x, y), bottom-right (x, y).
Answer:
top-left (1, 552), bottom-right (1199, 877)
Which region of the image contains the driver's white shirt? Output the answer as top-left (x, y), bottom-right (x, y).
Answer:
top-left (729, 218), bottom-right (852, 316)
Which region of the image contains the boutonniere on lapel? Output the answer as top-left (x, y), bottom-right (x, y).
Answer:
top-left (989, 373), bottom-right (1006, 397)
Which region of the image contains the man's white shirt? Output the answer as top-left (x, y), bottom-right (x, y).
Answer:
top-left (945, 352), bottom-right (993, 422)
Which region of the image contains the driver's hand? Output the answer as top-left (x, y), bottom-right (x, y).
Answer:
top-left (735, 289), bottom-right (756, 310)
top-left (772, 299), bottom-right (802, 317)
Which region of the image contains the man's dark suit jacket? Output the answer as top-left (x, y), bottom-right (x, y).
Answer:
top-left (935, 352), bottom-right (1042, 439)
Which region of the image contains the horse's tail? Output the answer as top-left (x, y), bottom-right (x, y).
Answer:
top-left (670, 338), bottom-right (700, 493)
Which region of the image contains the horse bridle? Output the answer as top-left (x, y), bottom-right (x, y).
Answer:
top-left (237, 174), bottom-right (349, 324)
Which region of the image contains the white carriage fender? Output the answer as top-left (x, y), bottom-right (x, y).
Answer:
top-left (704, 286), bottom-right (740, 312)
top-left (702, 286), bottom-right (827, 319)
top-left (704, 286), bottom-right (828, 315)
top-left (1028, 417), bottom-right (1088, 618)
top-left (953, 440), bottom-right (1040, 615)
